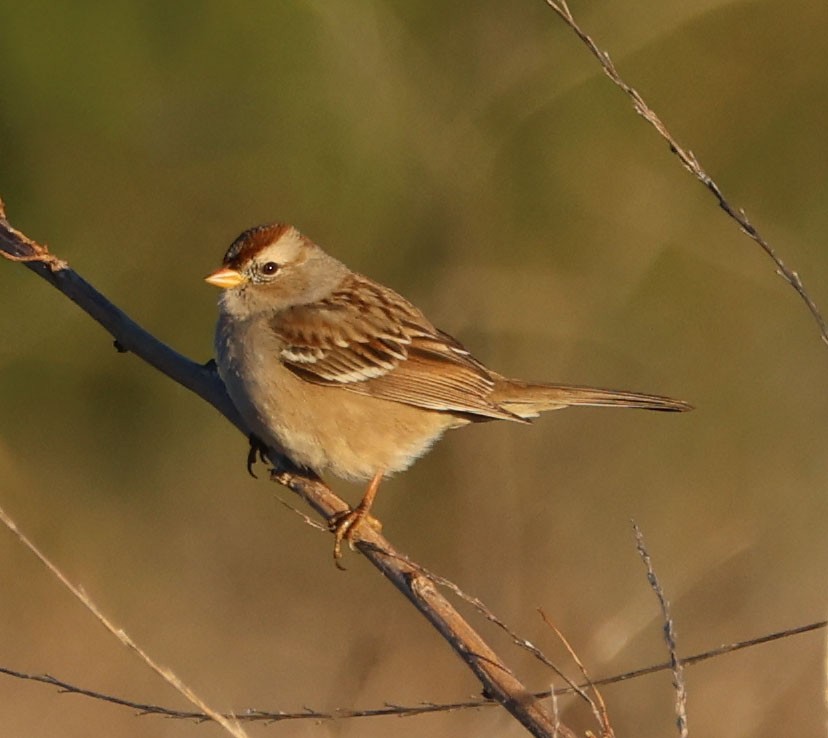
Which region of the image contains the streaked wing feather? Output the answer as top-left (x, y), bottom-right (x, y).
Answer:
top-left (269, 274), bottom-right (515, 419)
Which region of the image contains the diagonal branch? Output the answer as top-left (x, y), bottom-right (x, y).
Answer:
top-left (544, 0), bottom-right (828, 347)
top-left (0, 198), bottom-right (569, 738)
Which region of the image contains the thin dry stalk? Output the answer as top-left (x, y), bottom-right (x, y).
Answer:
top-left (0, 504), bottom-right (249, 738)
top-left (633, 522), bottom-right (688, 738)
top-left (539, 609), bottom-right (615, 738)
top-left (368, 545), bottom-right (569, 681)
top-left (543, 1), bottom-right (828, 347)
top-left (549, 687), bottom-right (561, 737)
top-left (1, 617), bottom-right (824, 723)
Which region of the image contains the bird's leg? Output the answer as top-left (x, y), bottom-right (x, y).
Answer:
top-left (246, 434), bottom-right (268, 479)
top-left (331, 469), bottom-right (384, 568)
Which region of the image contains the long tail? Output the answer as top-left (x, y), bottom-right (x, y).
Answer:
top-left (492, 379), bottom-right (692, 419)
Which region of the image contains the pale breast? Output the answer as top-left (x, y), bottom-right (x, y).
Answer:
top-left (215, 313), bottom-right (459, 481)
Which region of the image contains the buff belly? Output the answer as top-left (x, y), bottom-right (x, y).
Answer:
top-left (216, 314), bottom-right (459, 481)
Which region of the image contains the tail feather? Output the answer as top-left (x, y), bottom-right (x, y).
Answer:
top-left (493, 380), bottom-right (692, 419)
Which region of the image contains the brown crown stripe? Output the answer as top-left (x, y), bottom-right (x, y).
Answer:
top-left (223, 223), bottom-right (292, 268)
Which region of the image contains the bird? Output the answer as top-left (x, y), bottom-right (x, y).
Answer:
top-left (205, 223), bottom-right (691, 564)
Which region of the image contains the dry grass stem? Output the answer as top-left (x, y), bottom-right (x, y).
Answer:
top-left (0, 504), bottom-right (249, 738)
top-left (549, 687), bottom-right (561, 738)
top-left (539, 609), bottom-right (615, 737)
top-left (633, 522), bottom-right (688, 738)
top-left (543, 1), bottom-right (828, 347)
top-left (273, 493), bottom-right (328, 532)
top-left (1, 617), bottom-right (823, 723)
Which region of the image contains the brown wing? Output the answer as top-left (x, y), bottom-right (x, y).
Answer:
top-left (269, 273), bottom-right (521, 420)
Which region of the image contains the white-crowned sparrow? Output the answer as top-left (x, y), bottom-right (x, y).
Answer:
top-left (206, 223), bottom-right (691, 562)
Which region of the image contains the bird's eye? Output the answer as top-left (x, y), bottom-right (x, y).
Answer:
top-left (260, 261), bottom-right (279, 276)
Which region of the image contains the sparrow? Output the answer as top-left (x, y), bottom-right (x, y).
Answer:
top-left (206, 223), bottom-right (691, 564)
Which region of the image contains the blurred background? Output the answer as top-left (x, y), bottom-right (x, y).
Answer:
top-left (1, 1), bottom-right (826, 736)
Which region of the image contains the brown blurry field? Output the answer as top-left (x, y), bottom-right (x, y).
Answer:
top-left (1, 2), bottom-right (827, 736)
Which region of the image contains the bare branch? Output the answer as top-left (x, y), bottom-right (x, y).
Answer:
top-left (0, 201), bottom-right (569, 737)
top-left (542, 2), bottom-right (828, 347)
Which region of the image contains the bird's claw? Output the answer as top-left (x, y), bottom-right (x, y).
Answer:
top-left (246, 434), bottom-right (268, 478)
top-left (329, 507), bottom-right (382, 570)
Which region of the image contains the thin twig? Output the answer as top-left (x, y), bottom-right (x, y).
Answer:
top-left (543, 1), bottom-right (828, 347)
top-left (633, 521), bottom-right (688, 738)
top-left (273, 494), bottom-right (328, 532)
top-left (538, 609), bottom-right (614, 738)
top-left (0, 504), bottom-right (249, 738)
top-left (2, 617), bottom-right (822, 723)
top-left (549, 687), bottom-right (561, 738)
top-left (363, 543), bottom-right (571, 683)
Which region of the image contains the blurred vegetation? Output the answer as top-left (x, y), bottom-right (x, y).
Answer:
top-left (1, 1), bottom-right (826, 737)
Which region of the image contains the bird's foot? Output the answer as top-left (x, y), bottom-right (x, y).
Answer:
top-left (246, 434), bottom-right (268, 478)
top-left (329, 505), bottom-right (383, 569)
